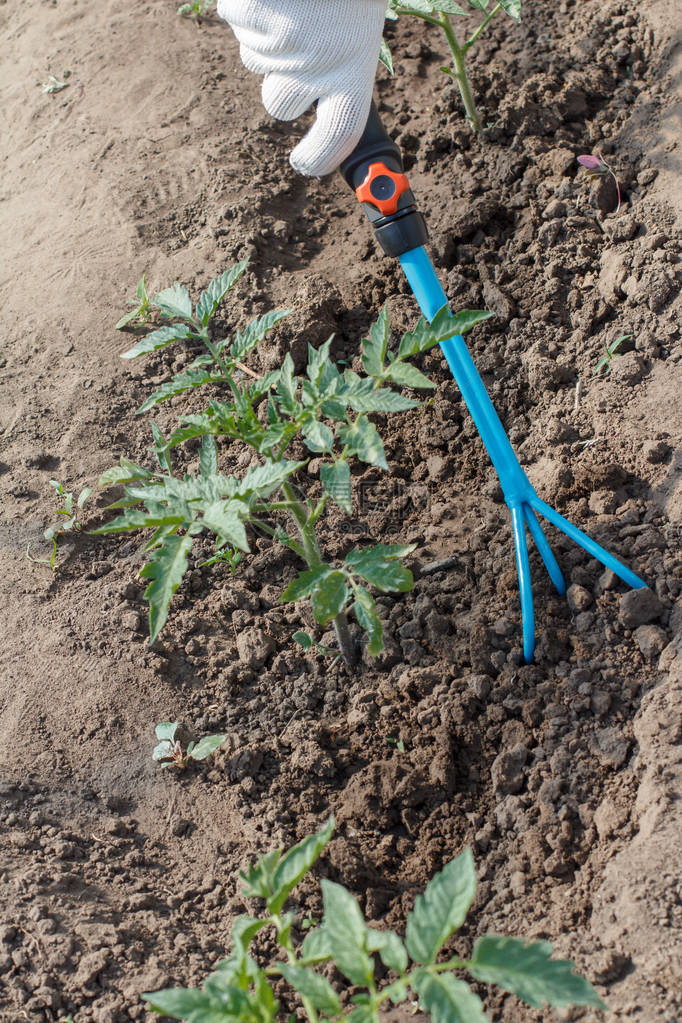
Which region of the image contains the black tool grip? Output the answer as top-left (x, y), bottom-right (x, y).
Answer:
top-left (340, 102), bottom-right (403, 189)
top-left (340, 102), bottom-right (428, 259)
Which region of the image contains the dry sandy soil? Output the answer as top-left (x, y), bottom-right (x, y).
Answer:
top-left (1, 0), bottom-right (681, 1021)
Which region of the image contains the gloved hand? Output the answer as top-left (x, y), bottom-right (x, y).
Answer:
top-left (217, 0), bottom-right (386, 176)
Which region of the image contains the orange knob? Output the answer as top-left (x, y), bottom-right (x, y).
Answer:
top-left (355, 162), bottom-right (411, 217)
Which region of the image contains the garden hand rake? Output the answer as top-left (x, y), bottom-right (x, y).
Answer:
top-left (340, 104), bottom-right (646, 663)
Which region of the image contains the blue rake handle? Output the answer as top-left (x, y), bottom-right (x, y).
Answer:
top-left (400, 246), bottom-right (646, 662)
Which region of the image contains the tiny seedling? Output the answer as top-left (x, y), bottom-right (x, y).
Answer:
top-left (387, 735), bottom-right (406, 753)
top-left (41, 71), bottom-right (71, 94)
top-left (115, 275), bottom-right (153, 330)
top-left (29, 480), bottom-right (93, 570)
top-left (97, 260), bottom-right (491, 666)
top-left (153, 721), bottom-right (226, 770)
top-left (143, 818), bottom-right (606, 1022)
top-left (577, 154), bottom-right (622, 213)
top-left (594, 333), bottom-right (633, 375)
top-left (177, 0), bottom-right (216, 18)
top-left (292, 631), bottom-right (339, 662)
top-left (384, 0), bottom-right (522, 132)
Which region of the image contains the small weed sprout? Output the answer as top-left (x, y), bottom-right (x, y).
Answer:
top-left (153, 722), bottom-right (226, 770)
top-left (97, 261), bottom-right (491, 666)
top-left (384, 0), bottom-right (522, 132)
top-left (577, 153), bottom-right (622, 213)
top-left (143, 818), bottom-right (606, 1022)
top-left (41, 71), bottom-right (71, 94)
top-left (177, 0), bottom-right (216, 18)
top-left (115, 275), bottom-right (153, 330)
top-left (594, 333), bottom-right (634, 375)
top-left (29, 480), bottom-right (93, 570)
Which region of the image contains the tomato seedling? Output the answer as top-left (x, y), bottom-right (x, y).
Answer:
top-left (594, 333), bottom-right (634, 376)
top-left (153, 721), bottom-right (226, 770)
top-left (29, 479), bottom-right (93, 570)
top-left (384, 0), bottom-right (522, 132)
top-left (143, 817), bottom-right (606, 1022)
top-left (97, 261), bottom-right (491, 666)
top-left (115, 275), bottom-right (153, 330)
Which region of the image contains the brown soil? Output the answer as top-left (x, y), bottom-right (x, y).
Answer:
top-left (1, 1), bottom-right (681, 1022)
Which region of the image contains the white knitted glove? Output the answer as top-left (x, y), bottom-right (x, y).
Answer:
top-left (217, 0), bottom-right (386, 176)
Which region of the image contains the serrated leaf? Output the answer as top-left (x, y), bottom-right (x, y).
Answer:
top-left (190, 734), bottom-right (226, 761)
top-left (281, 565), bottom-right (332, 602)
top-left (311, 571), bottom-right (349, 625)
top-left (268, 817), bottom-right (334, 915)
top-left (142, 987), bottom-right (210, 1018)
top-left (353, 587), bottom-right (383, 655)
top-left (379, 37), bottom-right (394, 74)
top-left (405, 848), bottom-right (477, 964)
top-left (338, 415), bottom-right (388, 470)
top-left (241, 847), bottom-right (283, 901)
top-left (278, 964), bottom-right (341, 1015)
top-left (230, 308), bottom-right (291, 361)
top-left (321, 881), bottom-right (374, 987)
top-left (469, 936), bottom-right (606, 1009)
top-left (346, 544), bottom-right (415, 593)
top-left (306, 337), bottom-right (334, 388)
top-left (498, 0), bottom-right (521, 18)
top-left (195, 260), bottom-right (249, 326)
top-left (137, 367), bottom-right (216, 415)
top-left (320, 461), bottom-right (351, 514)
top-left (347, 388), bottom-right (420, 413)
top-left (362, 305), bottom-right (390, 377)
top-left (140, 534), bottom-right (193, 643)
top-left (121, 323), bottom-right (193, 360)
top-left (199, 435), bottom-right (217, 479)
top-left (238, 460), bottom-right (305, 500)
top-left (153, 282), bottom-right (193, 321)
top-left (200, 500), bottom-right (249, 552)
top-left (98, 458), bottom-right (152, 489)
top-left (302, 419), bottom-right (334, 454)
top-left (413, 971), bottom-right (490, 1023)
top-left (430, 0), bottom-right (467, 12)
top-left (150, 423), bottom-right (172, 475)
top-left (387, 361), bottom-right (435, 389)
top-left (155, 721), bottom-right (179, 742)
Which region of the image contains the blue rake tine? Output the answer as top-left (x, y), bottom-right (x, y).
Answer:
top-left (530, 495), bottom-right (647, 591)
top-left (510, 504), bottom-right (535, 663)
top-left (523, 504), bottom-right (566, 595)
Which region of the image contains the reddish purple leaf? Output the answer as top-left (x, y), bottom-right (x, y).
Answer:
top-left (577, 154), bottom-right (602, 170)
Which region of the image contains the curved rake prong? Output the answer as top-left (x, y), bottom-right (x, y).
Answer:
top-left (510, 504), bottom-right (535, 663)
top-left (523, 504), bottom-right (566, 595)
top-left (531, 496), bottom-right (647, 591)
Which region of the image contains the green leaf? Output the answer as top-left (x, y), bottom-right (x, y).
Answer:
top-left (121, 323), bottom-right (193, 360)
top-left (306, 337), bottom-right (334, 388)
top-left (190, 734), bottom-right (227, 761)
top-left (241, 848), bottom-right (283, 901)
top-left (353, 587), bottom-right (383, 656)
top-left (277, 964), bottom-right (341, 1015)
top-left (413, 971), bottom-right (490, 1023)
top-left (321, 880), bottom-right (374, 987)
top-left (292, 630), bottom-right (313, 650)
top-left (239, 460), bottom-right (305, 500)
top-left (142, 987), bottom-right (210, 1018)
top-left (405, 848), bottom-right (477, 964)
top-left (346, 388), bottom-right (419, 414)
top-left (300, 926), bottom-right (333, 965)
top-left (152, 740), bottom-right (175, 762)
top-left (140, 534), bottom-right (193, 643)
top-left (379, 37), bottom-right (394, 74)
top-left (268, 817), bottom-right (334, 915)
top-left (137, 367), bottom-right (217, 415)
top-left (345, 544), bottom-right (416, 593)
top-left (311, 571), bottom-right (349, 625)
top-left (155, 721), bottom-right (179, 742)
top-left (230, 309), bottom-right (291, 361)
top-left (497, 0), bottom-right (521, 19)
top-left (347, 1004), bottom-right (377, 1023)
top-left (98, 458), bottom-right (152, 489)
top-left (386, 361), bottom-right (435, 390)
top-left (195, 260), bottom-right (249, 326)
top-left (362, 305), bottom-right (390, 377)
top-left (281, 565), bottom-right (332, 602)
top-left (366, 928), bottom-right (408, 974)
top-left (199, 435), bottom-right (217, 479)
top-left (77, 487), bottom-right (93, 509)
top-left (338, 415), bottom-right (388, 470)
top-left (320, 461), bottom-right (351, 514)
top-left (200, 500), bottom-right (249, 553)
top-left (469, 936), bottom-right (607, 1009)
top-left (302, 419), bottom-right (334, 454)
top-left (153, 282), bottom-right (194, 321)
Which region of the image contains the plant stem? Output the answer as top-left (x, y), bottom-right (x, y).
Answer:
top-left (438, 13), bottom-right (482, 131)
top-left (464, 2), bottom-right (501, 51)
top-left (281, 481), bottom-right (357, 668)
